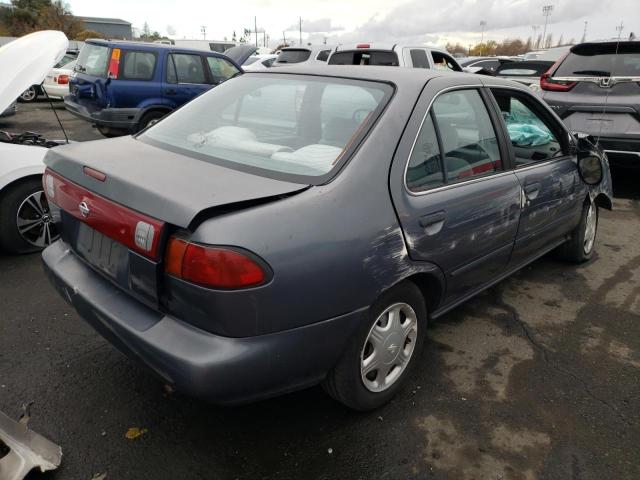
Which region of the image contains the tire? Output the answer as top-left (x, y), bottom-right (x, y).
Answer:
top-left (0, 178), bottom-right (58, 254)
top-left (322, 281), bottom-right (427, 411)
top-left (136, 111), bottom-right (166, 133)
top-left (557, 199), bottom-right (598, 263)
top-left (96, 126), bottom-right (127, 138)
top-left (18, 86), bottom-right (38, 103)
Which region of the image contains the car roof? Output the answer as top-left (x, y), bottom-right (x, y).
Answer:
top-left (281, 45), bottom-right (335, 53)
top-left (334, 44), bottom-right (449, 54)
top-left (85, 38), bottom-right (228, 55)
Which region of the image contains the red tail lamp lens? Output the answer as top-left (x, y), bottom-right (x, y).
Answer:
top-left (57, 74), bottom-right (69, 85)
top-left (165, 236), bottom-right (266, 289)
top-left (107, 48), bottom-right (121, 79)
top-left (356, 43), bottom-right (370, 49)
top-left (540, 72), bottom-right (577, 92)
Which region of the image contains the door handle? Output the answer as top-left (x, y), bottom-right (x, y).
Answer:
top-left (165, 88), bottom-right (177, 95)
top-left (419, 211), bottom-right (446, 235)
top-left (523, 182), bottom-right (541, 200)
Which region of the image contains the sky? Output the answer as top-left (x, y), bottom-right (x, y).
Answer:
top-left (67, 0), bottom-right (638, 49)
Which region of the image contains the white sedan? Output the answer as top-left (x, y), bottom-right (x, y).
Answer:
top-left (43, 60), bottom-right (76, 99)
top-left (0, 30), bottom-right (68, 253)
top-left (242, 54), bottom-right (278, 71)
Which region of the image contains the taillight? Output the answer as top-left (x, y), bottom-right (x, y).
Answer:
top-left (165, 236), bottom-right (267, 289)
top-left (540, 72), bottom-right (577, 92)
top-left (57, 74), bottom-right (69, 85)
top-left (107, 48), bottom-right (121, 79)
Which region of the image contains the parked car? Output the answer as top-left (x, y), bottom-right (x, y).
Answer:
top-left (327, 44), bottom-right (463, 71)
top-left (242, 54), bottom-right (278, 71)
top-left (459, 56), bottom-right (515, 74)
top-left (540, 39), bottom-right (640, 167)
top-left (43, 60), bottom-right (76, 99)
top-left (495, 60), bottom-right (555, 91)
top-left (43, 66), bottom-right (612, 410)
top-left (18, 50), bottom-right (78, 103)
top-left (64, 40), bottom-right (244, 137)
top-left (0, 30), bottom-right (69, 253)
top-left (271, 45), bottom-right (334, 67)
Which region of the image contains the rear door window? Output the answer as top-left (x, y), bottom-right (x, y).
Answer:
top-left (490, 90), bottom-right (563, 166)
top-left (410, 49), bottom-right (430, 69)
top-left (406, 113), bottom-right (444, 191)
top-left (206, 56), bottom-right (240, 84)
top-left (432, 90), bottom-right (502, 182)
top-left (122, 51), bottom-right (156, 80)
top-left (277, 49), bottom-right (311, 64)
top-left (431, 51), bottom-right (461, 71)
top-left (167, 53), bottom-right (206, 84)
top-left (328, 50), bottom-right (399, 66)
top-left (76, 43), bottom-right (110, 77)
top-left (555, 42), bottom-right (640, 76)
top-left (316, 49), bottom-right (332, 62)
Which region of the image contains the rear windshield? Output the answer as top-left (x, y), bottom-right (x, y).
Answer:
top-left (75, 43), bottom-right (110, 77)
top-left (276, 49), bottom-right (311, 64)
top-left (555, 42), bottom-right (640, 77)
top-left (140, 75), bottom-right (392, 182)
top-left (329, 50), bottom-right (399, 66)
top-left (497, 62), bottom-right (552, 76)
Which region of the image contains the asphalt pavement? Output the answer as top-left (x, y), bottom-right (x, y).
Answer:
top-left (0, 102), bottom-right (639, 480)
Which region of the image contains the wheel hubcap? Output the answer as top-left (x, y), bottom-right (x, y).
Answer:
top-left (360, 302), bottom-right (418, 393)
top-left (21, 87), bottom-right (36, 101)
top-left (583, 202), bottom-right (597, 254)
top-left (16, 190), bottom-right (58, 248)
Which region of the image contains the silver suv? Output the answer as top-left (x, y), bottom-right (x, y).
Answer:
top-left (327, 43), bottom-right (462, 71)
top-left (540, 40), bottom-right (640, 167)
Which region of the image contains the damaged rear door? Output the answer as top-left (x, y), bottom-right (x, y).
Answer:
top-left (390, 80), bottom-right (521, 303)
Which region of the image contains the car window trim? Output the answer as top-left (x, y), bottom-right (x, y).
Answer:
top-left (404, 85), bottom-right (508, 195)
top-left (119, 50), bottom-right (158, 81)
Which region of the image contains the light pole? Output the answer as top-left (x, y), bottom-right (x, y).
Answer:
top-left (541, 5), bottom-right (553, 49)
top-left (531, 25), bottom-right (539, 49)
top-left (615, 22), bottom-right (624, 39)
top-left (468, 44), bottom-right (472, 56)
top-left (581, 21), bottom-right (588, 43)
top-left (479, 21), bottom-right (486, 55)
top-left (200, 26), bottom-right (206, 41)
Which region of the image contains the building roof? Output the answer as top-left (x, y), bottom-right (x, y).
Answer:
top-left (77, 16), bottom-right (132, 26)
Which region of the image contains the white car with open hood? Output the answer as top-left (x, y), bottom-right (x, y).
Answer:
top-left (0, 30), bottom-right (68, 253)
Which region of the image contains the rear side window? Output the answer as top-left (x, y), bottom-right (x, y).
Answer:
top-left (407, 113), bottom-right (444, 191)
top-left (206, 56), bottom-right (240, 84)
top-left (122, 51), bottom-right (156, 80)
top-left (316, 50), bottom-right (331, 62)
top-left (328, 50), bottom-right (399, 66)
top-left (410, 49), bottom-right (430, 69)
top-left (76, 43), bottom-right (109, 77)
top-left (167, 53), bottom-right (206, 84)
top-left (555, 43), bottom-right (640, 76)
top-left (432, 90), bottom-right (501, 183)
top-left (431, 51), bottom-right (461, 72)
top-left (490, 90), bottom-right (562, 167)
top-left (277, 49), bottom-right (311, 64)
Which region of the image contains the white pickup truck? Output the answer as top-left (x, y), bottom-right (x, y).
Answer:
top-left (327, 43), bottom-right (463, 71)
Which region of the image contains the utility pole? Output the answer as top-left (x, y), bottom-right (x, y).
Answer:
top-left (541, 5), bottom-right (553, 49)
top-left (581, 21), bottom-right (588, 43)
top-left (615, 21), bottom-right (624, 39)
top-left (479, 20), bottom-right (486, 55)
top-left (200, 25), bottom-right (206, 40)
top-left (282, 31), bottom-right (286, 46)
top-left (468, 44), bottom-right (472, 56)
top-left (299, 17), bottom-right (302, 45)
top-left (254, 16), bottom-right (258, 47)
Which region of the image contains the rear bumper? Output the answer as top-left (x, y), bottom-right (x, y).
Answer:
top-left (42, 240), bottom-right (366, 404)
top-left (43, 84), bottom-right (69, 99)
top-left (598, 137), bottom-right (640, 168)
top-left (63, 97), bottom-right (140, 130)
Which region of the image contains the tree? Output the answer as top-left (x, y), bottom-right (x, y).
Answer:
top-left (544, 33), bottom-right (553, 49)
top-left (0, 0), bottom-right (82, 37)
top-left (232, 30), bottom-right (237, 42)
top-left (445, 42), bottom-right (467, 55)
top-left (75, 29), bottom-right (106, 41)
top-left (142, 21), bottom-right (150, 38)
top-left (556, 34), bottom-right (564, 47)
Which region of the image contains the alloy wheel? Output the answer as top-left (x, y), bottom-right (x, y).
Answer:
top-left (583, 202), bottom-right (597, 255)
top-left (16, 190), bottom-right (58, 248)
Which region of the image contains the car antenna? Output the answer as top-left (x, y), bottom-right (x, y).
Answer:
top-left (595, 22), bottom-right (623, 148)
top-left (42, 82), bottom-right (69, 144)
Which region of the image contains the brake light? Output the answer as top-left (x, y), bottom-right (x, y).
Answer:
top-left (165, 236), bottom-right (267, 289)
top-left (57, 74), bottom-right (69, 85)
top-left (107, 48), bottom-right (120, 79)
top-left (540, 72), bottom-right (577, 92)
top-left (356, 43), bottom-right (370, 49)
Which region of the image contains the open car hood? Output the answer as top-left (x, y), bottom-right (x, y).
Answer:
top-left (0, 31), bottom-right (68, 113)
top-left (223, 45), bottom-right (258, 67)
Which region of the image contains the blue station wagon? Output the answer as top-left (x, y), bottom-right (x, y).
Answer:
top-left (64, 40), bottom-right (242, 136)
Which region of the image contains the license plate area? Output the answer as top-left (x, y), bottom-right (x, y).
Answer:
top-left (76, 221), bottom-right (129, 285)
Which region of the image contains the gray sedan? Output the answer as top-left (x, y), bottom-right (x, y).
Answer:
top-left (42, 67), bottom-right (612, 410)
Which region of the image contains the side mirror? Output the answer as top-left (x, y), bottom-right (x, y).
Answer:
top-left (577, 152), bottom-right (603, 185)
